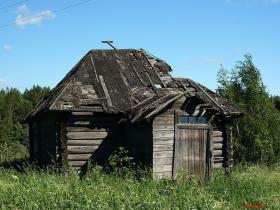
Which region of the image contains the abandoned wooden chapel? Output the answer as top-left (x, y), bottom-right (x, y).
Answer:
top-left (25, 48), bottom-right (242, 178)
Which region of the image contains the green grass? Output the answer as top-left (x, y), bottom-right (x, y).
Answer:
top-left (0, 164), bottom-right (279, 210)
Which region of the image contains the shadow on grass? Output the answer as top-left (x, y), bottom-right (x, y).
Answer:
top-left (0, 157), bottom-right (39, 172)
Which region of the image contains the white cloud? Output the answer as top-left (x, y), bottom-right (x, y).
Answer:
top-left (3, 44), bottom-right (13, 50)
top-left (15, 4), bottom-right (55, 27)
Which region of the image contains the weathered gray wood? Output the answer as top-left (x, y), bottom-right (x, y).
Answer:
top-left (153, 138), bottom-right (174, 145)
top-left (213, 131), bottom-right (223, 137)
top-left (213, 150), bottom-right (223, 156)
top-left (173, 125), bottom-right (208, 177)
top-left (213, 137), bottom-right (223, 143)
top-left (67, 131), bottom-right (108, 140)
top-left (153, 116), bottom-right (174, 123)
top-left (153, 131), bottom-right (174, 139)
top-left (154, 164), bottom-right (173, 173)
top-left (67, 139), bottom-right (104, 146)
top-left (99, 75), bottom-right (113, 107)
top-left (68, 153), bottom-right (92, 160)
top-left (153, 151), bottom-right (173, 158)
top-left (214, 157), bottom-right (224, 162)
top-left (73, 121), bottom-right (90, 125)
top-left (153, 124), bottom-right (174, 131)
top-left (213, 143), bottom-right (223, 150)
top-left (67, 146), bottom-right (99, 154)
top-left (153, 158), bottom-right (173, 166)
top-left (153, 145), bottom-right (173, 152)
top-left (145, 93), bottom-right (184, 120)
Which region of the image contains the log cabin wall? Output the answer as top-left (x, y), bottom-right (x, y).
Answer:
top-left (212, 126), bottom-right (224, 169)
top-left (29, 113), bottom-right (57, 166)
top-left (212, 120), bottom-right (232, 169)
top-left (61, 112), bottom-right (124, 170)
top-left (125, 122), bottom-right (153, 166)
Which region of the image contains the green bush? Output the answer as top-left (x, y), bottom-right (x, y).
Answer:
top-left (0, 142), bottom-right (28, 163)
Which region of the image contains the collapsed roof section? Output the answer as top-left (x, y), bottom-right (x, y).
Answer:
top-left (25, 49), bottom-right (242, 122)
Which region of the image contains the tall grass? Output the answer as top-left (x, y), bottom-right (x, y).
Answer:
top-left (0, 164), bottom-right (279, 209)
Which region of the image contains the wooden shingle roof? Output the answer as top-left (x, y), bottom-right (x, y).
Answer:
top-left (25, 49), bottom-right (242, 122)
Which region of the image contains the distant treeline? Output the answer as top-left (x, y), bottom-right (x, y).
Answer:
top-left (0, 86), bottom-right (50, 161)
top-left (0, 54), bottom-right (280, 164)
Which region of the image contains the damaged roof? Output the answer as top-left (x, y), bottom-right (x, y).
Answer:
top-left (25, 49), bottom-right (242, 122)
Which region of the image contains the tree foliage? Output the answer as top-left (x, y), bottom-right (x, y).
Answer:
top-left (217, 55), bottom-right (280, 163)
top-left (0, 85), bottom-right (50, 158)
top-left (272, 96), bottom-right (280, 111)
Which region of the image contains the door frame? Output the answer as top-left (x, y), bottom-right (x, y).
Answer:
top-left (172, 112), bottom-right (213, 179)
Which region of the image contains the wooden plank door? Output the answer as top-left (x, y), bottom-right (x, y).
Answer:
top-left (173, 124), bottom-right (209, 177)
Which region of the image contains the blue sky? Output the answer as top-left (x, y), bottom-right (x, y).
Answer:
top-left (0, 0), bottom-right (279, 95)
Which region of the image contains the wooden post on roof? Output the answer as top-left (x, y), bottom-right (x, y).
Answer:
top-left (101, 40), bottom-right (117, 50)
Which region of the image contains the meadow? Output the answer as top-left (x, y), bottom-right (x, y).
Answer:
top-left (0, 164), bottom-right (279, 210)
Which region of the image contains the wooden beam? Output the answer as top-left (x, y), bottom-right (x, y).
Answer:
top-left (145, 93), bottom-right (185, 121)
top-left (66, 131), bottom-right (108, 140)
top-left (99, 75), bottom-right (113, 107)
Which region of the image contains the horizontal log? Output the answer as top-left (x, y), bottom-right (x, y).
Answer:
top-left (153, 158), bottom-right (173, 166)
top-left (67, 131), bottom-right (108, 140)
top-left (66, 127), bottom-right (107, 132)
top-left (212, 131), bottom-right (223, 137)
top-left (213, 143), bottom-right (223, 150)
top-left (67, 139), bottom-right (104, 146)
top-left (153, 145), bottom-right (173, 152)
top-left (213, 150), bottom-right (223, 156)
top-left (73, 121), bottom-right (90, 125)
top-left (153, 164), bottom-right (173, 173)
top-left (68, 160), bottom-right (88, 167)
top-left (153, 151), bottom-right (173, 158)
top-left (68, 153), bottom-right (92, 161)
top-left (153, 131), bottom-right (174, 139)
top-left (214, 157), bottom-right (224, 162)
top-left (213, 137), bottom-right (223, 143)
top-left (67, 145), bottom-right (99, 153)
top-left (153, 171), bottom-right (172, 179)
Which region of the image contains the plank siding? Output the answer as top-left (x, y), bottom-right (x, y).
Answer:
top-left (152, 108), bottom-right (174, 179)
